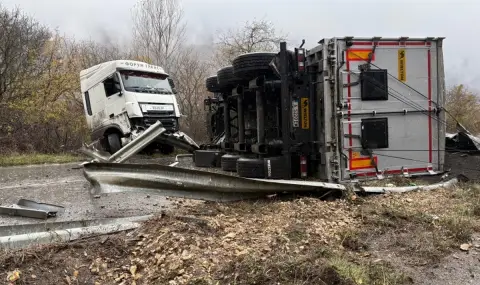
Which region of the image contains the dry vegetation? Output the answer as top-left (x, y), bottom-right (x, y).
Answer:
top-left (0, 0), bottom-right (477, 157)
top-left (0, 0), bottom-right (291, 156)
top-left (0, 153), bottom-right (81, 167)
top-left (2, 182), bottom-right (479, 284)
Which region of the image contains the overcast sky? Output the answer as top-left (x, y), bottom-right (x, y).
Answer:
top-left (3, 0), bottom-right (479, 90)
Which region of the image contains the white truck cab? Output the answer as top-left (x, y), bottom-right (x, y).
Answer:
top-left (80, 60), bottom-right (181, 154)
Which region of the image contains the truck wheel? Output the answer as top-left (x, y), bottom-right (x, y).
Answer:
top-left (107, 133), bottom-right (122, 154)
top-left (217, 66), bottom-right (241, 89)
top-left (232, 52), bottom-right (277, 80)
top-left (206, 76), bottom-right (221, 93)
top-left (160, 144), bottom-right (175, 155)
top-left (264, 156), bottom-right (289, 179)
top-left (221, 154), bottom-right (240, 172)
top-left (237, 157), bottom-right (266, 178)
top-left (194, 150), bottom-right (224, 167)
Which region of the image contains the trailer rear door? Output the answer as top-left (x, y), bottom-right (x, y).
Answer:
top-left (338, 38), bottom-right (445, 180)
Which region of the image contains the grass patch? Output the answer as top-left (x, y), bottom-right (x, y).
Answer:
top-left (439, 215), bottom-right (475, 242)
top-left (340, 230), bottom-right (369, 252)
top-left (0, 153), bottom-right (82, 166)
top-left (215, 250), bottom-right (410, 285)
top-left (217, 251), bottom-right (356, 285)
top-left (330, 256), bottom-right (411, 285)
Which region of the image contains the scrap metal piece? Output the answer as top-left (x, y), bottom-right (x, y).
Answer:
top-left (17, 199), bottom-right (65, 214)
top-left (0, 199), bottom-right (64, 220)
top-left (169, 154), bottom-right (193, 167)
top-left (357, 177), bottom-right (459, 194)
top-left (79, 147), bottom-right (110, 163)
top-left (83, 162), bottom-right (340, 202)
top-left (158, 131), bottom-right (200, 152)
top-left (0, 206), bottom-right (50, 219)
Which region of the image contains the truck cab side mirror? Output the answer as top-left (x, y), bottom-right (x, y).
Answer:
top-left (168, 78), bottom-right (175, 88)
top-left (114, 84), bottom-right (122, 96)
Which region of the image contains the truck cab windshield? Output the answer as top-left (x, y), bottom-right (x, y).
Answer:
top-left (120, 71), bottom-right (173, 94)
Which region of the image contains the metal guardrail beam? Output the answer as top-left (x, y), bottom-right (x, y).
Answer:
top-left (83, 162), bottom-right (343, 202)
top-left (0, 215), bottom-right (152, 237)
top-left (109, 121), bottom-right (166, 163)
top-left (82, 162), bottom-right (459, 202)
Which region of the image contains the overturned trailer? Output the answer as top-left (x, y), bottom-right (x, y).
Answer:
top-left (200, 37), bottom-right (446, 182)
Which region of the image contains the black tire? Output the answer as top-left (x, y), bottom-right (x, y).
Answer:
top-left (217, 66), bottom-right (241, 89)
top-left (194, 150), bottom-right (224, 167)
top-left (107, 133), bottom-right (122, 154)
top-left (264, 156), bottom-right (289, 179)
top-left (206, 76), bottom-right (221, 93)
top-left (237, 157), bottom-right (266, 178)
top-left (160, 144), bottom-right (175, 155)
top-left (221, 154), bottom-right (240, 172)
top-left (232, 52), bottom-right (277, 80)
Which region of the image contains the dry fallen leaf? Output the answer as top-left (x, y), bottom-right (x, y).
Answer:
top-left (7, 270), bottom-right (21, 282)
top-left (224, 232), bottom-right (236, 239)
top-left (460, 244), bottom-right (471, 251)
top-left (130, 265), bottom-right (137, 276)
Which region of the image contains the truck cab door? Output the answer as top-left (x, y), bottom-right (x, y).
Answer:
top-left (103, 73), bottom-right (126, 122)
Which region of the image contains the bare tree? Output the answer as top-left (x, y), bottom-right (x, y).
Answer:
top-left (0, 5), bottom-right (51, 102)
top-left (214, 18), bottom-right (287, 67)
top-left (171, 46), bottom-right (213, 142)
top-left (131, 0), bottom-right (186, 71)
top-left (445, 84), bottom-right (480, 134)
top-left (73, 39), bottom-right (126, 69)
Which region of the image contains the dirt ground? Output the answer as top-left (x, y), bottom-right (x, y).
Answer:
top-left (1, 152), bottom-right (480, 284)
top-left (444, 152), bottom-right (480, 181)
top-left (2, 183), bottom-right (480, 284)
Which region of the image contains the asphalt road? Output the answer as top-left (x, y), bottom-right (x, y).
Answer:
top-left (0, 157), bottom-right (176, 226)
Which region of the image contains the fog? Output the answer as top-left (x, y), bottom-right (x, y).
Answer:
top-left (4, 0), bottom-right (479, 90)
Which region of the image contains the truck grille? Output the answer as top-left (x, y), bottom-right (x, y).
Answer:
top-left (143, 116), bottom-right (178, 131)
top-left (143, 110), bottom-right (175, 117)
